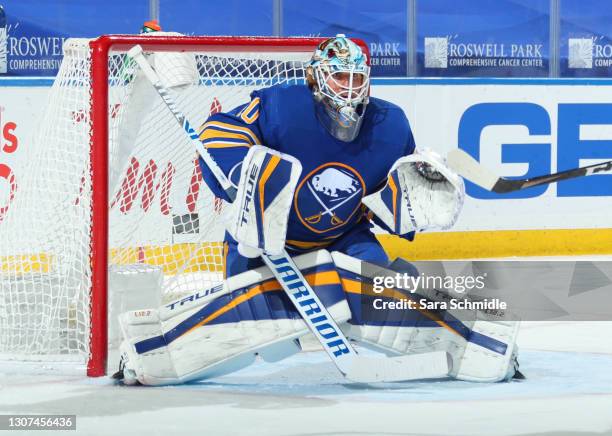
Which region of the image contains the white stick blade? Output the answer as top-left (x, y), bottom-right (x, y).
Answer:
top-left (345, 351), bottom-right (450, 383)
top-left (447, 148), bottom-right (498, 190)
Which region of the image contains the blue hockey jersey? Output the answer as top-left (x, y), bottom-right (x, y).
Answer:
top-left (197, 84), bottom-right (415, 251)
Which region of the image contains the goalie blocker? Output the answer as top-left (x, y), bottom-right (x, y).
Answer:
top-left (227, 145), bottom-right (302, 258)
top-left (115, 250), bottom-right (519, 385)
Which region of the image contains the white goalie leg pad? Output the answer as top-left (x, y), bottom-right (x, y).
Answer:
top-left (332, 252), bottom-right (520, 382)
top-left (362, 148), bottom-right (465, 234)
top-left (118, 250), bottom-right (351, 386)
top-left (345, 322), bottom-right (518, 382)
top-left (227, 145), bottom-right (302, 256)
top-left (451, 320), bottom-right (520, 382)
top-left (118, 309), bottom-right (175, 385)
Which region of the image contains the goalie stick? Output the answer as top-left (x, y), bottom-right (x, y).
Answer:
top-left (447, 148), bottom-right (612, 193)
top-left (126, 45), bottom-right (449, 383)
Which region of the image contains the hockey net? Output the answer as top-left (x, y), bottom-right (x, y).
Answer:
top-left (0, 35), bottom-right (332, 376)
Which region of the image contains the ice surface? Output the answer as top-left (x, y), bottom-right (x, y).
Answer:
top-left (1, 321), bottom-right (612, 435)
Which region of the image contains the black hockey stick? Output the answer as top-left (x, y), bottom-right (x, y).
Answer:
top-left (447, 148), bottom-right (612, 193)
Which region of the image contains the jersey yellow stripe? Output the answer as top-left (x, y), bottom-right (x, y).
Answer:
top-left (199, 127), bottom-right (254, 144)
top-left (240, 97), bottom-right (261, 124)
top-left (201, 121), bottom-right (261, 145)
top-left (205, 142), bottom-right (250, 149)
top-left (238, 97), bottom-right (258, 118)
top-left (241, 109), bottom-right (260, 124)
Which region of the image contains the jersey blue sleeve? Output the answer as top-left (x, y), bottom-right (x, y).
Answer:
top-left (365, 107), bottom-right (416, 241)
top-left (401, 111), bottom-right (416, 156)
top-left (405, 126), bottom-right (416, 156)
top-left (397, 111), bottom-right (416, 242)
top-left (196, 95), bottom-right (264, 201)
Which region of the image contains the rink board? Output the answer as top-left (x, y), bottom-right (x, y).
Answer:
top-left (0, 78), bottom-right (611, 259)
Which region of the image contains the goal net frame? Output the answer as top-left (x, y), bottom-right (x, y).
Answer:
top-left (89, 35), bottom-right (345, 377)
top-left (0, 35), bottom-right (369, 377)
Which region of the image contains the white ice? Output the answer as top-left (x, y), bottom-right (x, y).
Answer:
top-left (1, 321), bottom-right (611, 435)
top-left (3, 250), bottom-right (612, 436)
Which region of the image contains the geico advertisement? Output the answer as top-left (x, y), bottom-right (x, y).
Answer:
top-left (373, 83), bottom-right (612, 231)
top-left (1, 84), bottom-right (612, 233)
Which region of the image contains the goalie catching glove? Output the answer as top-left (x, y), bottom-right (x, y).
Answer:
top-left (226, 145), bottom-right (302, 257)
top-left (362, 148), bottom-right (465, 235)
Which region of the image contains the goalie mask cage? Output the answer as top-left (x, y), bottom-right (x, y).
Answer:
top-left (0, 35), bottom-right (369, 377)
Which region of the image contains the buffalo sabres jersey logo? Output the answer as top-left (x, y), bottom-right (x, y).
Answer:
top-left (295, 163), bottom-right (365, 233)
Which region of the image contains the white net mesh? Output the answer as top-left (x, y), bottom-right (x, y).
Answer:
top-left (0, 37), bottom-right (311, 372)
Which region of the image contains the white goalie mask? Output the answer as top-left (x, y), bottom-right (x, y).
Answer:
top-left (306, 34), bottom-right (370, 142)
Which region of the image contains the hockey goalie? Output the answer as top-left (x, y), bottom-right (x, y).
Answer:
top-left (114, 35), bottom-right (521, 385)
